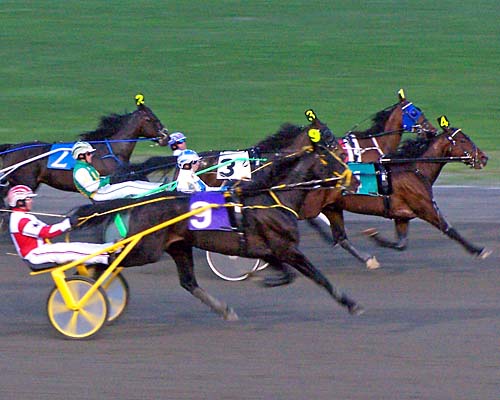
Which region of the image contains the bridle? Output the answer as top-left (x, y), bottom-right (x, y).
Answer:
top-left (445, 128), bottom-right (481, 168)
top-left (134, 106), bottom-right (169, 145)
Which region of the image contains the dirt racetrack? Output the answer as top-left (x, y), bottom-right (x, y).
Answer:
top-left (0, 186), bottom-right (498, 400)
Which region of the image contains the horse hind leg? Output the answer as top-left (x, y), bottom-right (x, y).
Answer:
top-left (274, 249), bottom-right (363, 315)
top-left (363, 218), bottom-right (409, 251)
top-left (260, 256), bottom-right (297, 287)
top-left (168, 241), bottom-right (238, 321)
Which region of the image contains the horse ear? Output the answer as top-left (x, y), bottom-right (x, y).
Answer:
top-left (437, 115), bottom-right (450, 130)
top-left (305, 109), bottom-right (317, 123)
top-left (397, 88), bottom-right (406, 102)
top-left (135, 93), bottom-right (145, 108)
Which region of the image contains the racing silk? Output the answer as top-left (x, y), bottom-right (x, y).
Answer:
top-left (73, 160), bottom-right (161, 201)
top-left (9, 210), bottom-right (71, 258)
top-left (176, 169), bottom-right (220, 193)
top-left (73, 160), bottom-right (110, 198)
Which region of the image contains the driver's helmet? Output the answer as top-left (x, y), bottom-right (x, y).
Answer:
top-left (7, 185), bottom-right (37, 207)
top-left (168, 132), bottom-right (187, 148)
top-left (71, 141), bottom-right (96, 160)
top-left (177, 149), bottom-right (200, 169)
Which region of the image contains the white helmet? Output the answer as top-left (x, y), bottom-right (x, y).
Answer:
top-left (177, 149), bottom-right (200, 169)
top-left (71, 141), bottom-right (96, 160)
top-left (168, 132), bottom-right (187, 148)
top-left (7, 185), bottom-right (37, 207)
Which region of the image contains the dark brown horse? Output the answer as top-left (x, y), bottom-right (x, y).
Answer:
top-left (320, 124), bottom-right (490, 264)
top-left (0, 102), bottom-right (168, 195)
top-left (72, 126), bottom-right (362, 321)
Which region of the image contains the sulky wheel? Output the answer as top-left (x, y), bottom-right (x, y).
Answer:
top-left (100, 272), bottom-right (129, 323)
top-left (46, 276), bottom-right (109, 339)
top-left (206, 251), bottom-right (264, 281)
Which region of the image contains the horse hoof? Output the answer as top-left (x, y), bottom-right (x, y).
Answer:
top-left (262, 271), bottom-right (297, 288)
top-left (348, 303), bottom-right (365, 316)
top-left (366, 257), bottom-right (380, 270)
top-left (478, 248), bottom-right (492, 259)
top-left (362, 228), bottom-right (378, 237)
top-left (224, 307), bottom-right (239, 321)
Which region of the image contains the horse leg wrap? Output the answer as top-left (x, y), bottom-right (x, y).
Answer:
top-left (192, 287), bottom-right (239, 321)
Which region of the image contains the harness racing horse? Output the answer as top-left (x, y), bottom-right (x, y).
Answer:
top-left (337, 89), bottom-right (437, 163)
top-left (72, 128), bottom-right (363, 321)
top-left (324, 122), bottom-right (490, 261)
top-left (0, 101), bottom-right (169, 227)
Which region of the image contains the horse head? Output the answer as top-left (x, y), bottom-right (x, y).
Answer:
top-left (135, 103), bottom-right (169, 146)
top-left (387, 89), bottom-right (438, 137)
top-left (301, 110), bottom-right (357, 192)
top-left (441, 125), bottom-right (488, 170)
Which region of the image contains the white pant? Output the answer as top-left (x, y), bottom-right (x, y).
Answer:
top-left (93, 181), bottom-right (162, 201)
top-left (25, 242), bottom-right (112, 265)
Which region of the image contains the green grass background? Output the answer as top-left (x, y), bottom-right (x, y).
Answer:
top-left (1, 0), bottom-right (499, 184)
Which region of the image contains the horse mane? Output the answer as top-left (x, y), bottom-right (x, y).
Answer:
top-left (255, 123), bottom-right (303, 152)
top-left (237, 151), bottom-right (305, 193)
top-left (78, 111), bottom-right (132, 141)
top-left (349, 104), bottom-right (397, 138)
top-left (387, 136), bottom-right (434, 159)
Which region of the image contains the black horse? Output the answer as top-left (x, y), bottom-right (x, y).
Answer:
top-left (72, 124), bottom-right (363, 321)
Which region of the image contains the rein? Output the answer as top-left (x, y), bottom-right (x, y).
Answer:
top-left (380, 156), bottom-right (471, 164)
top-left (0, 138), bottom-right (160, 157)
top-left (0, 209), bottom-right (68, 218)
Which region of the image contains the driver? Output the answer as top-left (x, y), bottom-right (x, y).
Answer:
top-left (8, 185), bottom-right (111, 266)
top-left (176, 149), bottom-right (227, 192)
top-left (168, 132), bottom-right (188, 156)
top-left (72, 141), bottom-right (162, 201)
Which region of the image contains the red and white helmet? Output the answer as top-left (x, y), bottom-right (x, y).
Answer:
top-left (7, 185), bottom-right (37, 207)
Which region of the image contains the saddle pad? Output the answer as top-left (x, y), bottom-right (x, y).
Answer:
top-left (348, 162), bottom-right (379, 195)
top-left (339, 136), bottom-right (362, 162)
top-left (47, 143), bottom-right (75, 170)
top-left (188, 192), bottom-right (232, 231)
top-left (216, 151), bottom-right (251, 180)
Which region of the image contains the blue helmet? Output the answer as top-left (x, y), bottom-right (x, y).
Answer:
top-left (177, 149), bottom-right (200, 168)
top-left (168, 132), bottom-right (187, 148)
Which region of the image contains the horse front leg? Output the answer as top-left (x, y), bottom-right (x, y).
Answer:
top-left (321, 209), bottom-right (380, 269)
top-left (168, 241), bottom-right (239, 321)
top-left (428, 204), bottom-right (491, 259)
top-left (364, 218), bottom-right (410, 250)
top-left (278, 248), bottom-right (364, 315)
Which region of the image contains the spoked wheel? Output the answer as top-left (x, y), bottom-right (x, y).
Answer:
top-left (75, 267), bottom-right (129, 323)
top-left (46, 276), bottom-right (109, 339)
top-left (206, 251), bottom-right (268, 281)
top-left (100, 272), bottom-right (129, 323)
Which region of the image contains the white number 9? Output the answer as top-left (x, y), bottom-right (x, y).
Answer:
top-left (190, 201), bottom-right (213, 229)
